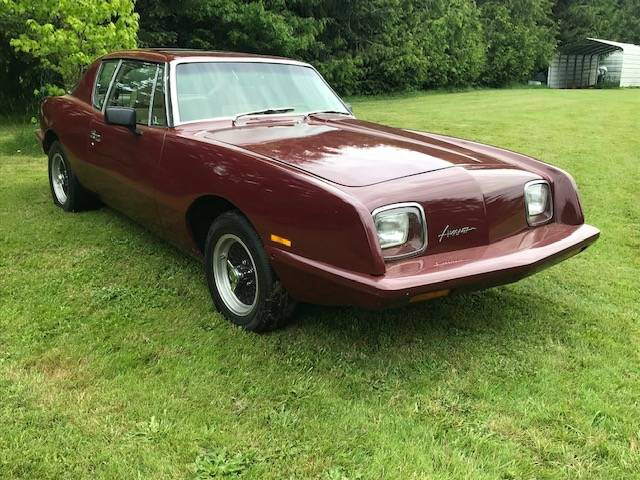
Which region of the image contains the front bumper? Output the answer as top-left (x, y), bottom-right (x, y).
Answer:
top-left (268, 223), bottom-right (600, 308)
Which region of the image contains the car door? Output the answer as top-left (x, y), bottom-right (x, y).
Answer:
top-left (86, 60), bottom-right (168, 230)
top-left (69, 59), bottom-right (119, 190)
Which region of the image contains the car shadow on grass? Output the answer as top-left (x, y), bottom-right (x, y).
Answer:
top-left (280, 284), bottom-right (578, 365)
top-left (251, 285), bottom-right (581, 402)
top-left (303, 287), bottom-right (564, 330)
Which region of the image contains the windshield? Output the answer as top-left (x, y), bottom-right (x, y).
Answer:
top-left (175, 62), bottom-right (349, 123)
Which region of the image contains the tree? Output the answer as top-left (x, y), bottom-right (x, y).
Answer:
top-left (136, 0), bottom-right (322, 57)
top-left (135, 0), bottom-right (488, 95)
top-left (416, 0), bottom-right (486, 88)
top-left (554, 0), bottom-right (616, 46)
top-left (554, 0), bottom-right (640, 46)
top-left (3, 0), bottom-right (139, 95)
top-left (0, 4), bottom-right (42, 110)
top-left (479, 0), bottom-right (557, 85)
top-left (614, 0), bottom-right (640, 44)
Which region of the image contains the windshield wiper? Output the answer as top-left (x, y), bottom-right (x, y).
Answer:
top-left (304, 110), bottom-right (352, 122)
top-left (232, 107), bottom-right (295, 126)
top-left (306, 110), bottom-right (351, 117)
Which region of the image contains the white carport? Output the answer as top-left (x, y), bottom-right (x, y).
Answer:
top-left (548, 38), bottom-right (640, 88)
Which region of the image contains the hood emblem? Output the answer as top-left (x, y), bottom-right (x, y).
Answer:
top-left (438, 224), bottom-right (477, 243)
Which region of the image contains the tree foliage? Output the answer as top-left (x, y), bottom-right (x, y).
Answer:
top-left (2, 0), bottom-right (640, 110)
top-left (135, 0), bottom-right (321, 56)
top-left (555, 0), bottom-right (640, 46)
top-left (479, 0), bottom-right (557, 85)
top-left (1, 0), bottom-right (138, 96)
top-left (0, 4), bottom-right (42, 110)
top-left (135, 0), bottom-right (487, 95)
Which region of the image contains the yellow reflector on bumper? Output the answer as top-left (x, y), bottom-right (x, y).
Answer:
top-left (409, 289), bottom-right (450, 303)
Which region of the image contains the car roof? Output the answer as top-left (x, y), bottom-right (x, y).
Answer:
top-left (101, 49), bottom-right (307, 65)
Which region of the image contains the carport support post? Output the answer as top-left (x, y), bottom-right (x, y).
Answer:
top-left (588, 55), bottom-right (594, 86)
top-left (578, 55), bottom-right (583, 86)
top-left (565, 54), bottom-right (571, 88)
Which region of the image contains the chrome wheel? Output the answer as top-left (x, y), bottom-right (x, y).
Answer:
top-left (51, 153), bottom-right (69, 204)
top-left (212, 234), bottom-right (258, 316)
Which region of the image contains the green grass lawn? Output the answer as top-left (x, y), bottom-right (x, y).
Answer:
top-left (1, 88), bottom-right (639, 479)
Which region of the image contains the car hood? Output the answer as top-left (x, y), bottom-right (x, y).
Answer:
top-left (202, 117), bottom-right (514, 187)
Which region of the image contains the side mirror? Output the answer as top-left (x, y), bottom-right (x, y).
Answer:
top-left (105, 106), bottom-right (140, 134)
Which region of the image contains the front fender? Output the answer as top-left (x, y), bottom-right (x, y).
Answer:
top-left (155, 134), bottom-right (386, 276)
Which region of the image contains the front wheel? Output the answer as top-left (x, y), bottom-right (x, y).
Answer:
top-left (204, 211), bottom-right (295, 332)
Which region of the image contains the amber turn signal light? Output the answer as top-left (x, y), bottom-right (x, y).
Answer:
top-left (271, 234), bottom-right (292, 247)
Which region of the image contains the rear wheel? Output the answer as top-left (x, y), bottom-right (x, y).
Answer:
top-left (48, 141), bottom-right (99, 211)
top-left (204, 211), bottom-right (294, 332)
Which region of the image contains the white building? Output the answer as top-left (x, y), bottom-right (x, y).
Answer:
top-left (548, 38), bottom-right (640, 88)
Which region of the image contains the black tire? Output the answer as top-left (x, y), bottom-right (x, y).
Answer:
top-left (48, 141), bottom-right (100, 212)
top-left (204, 211), bottom-right (295, 332)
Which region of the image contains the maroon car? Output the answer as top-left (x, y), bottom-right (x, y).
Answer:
top-left (38, 49), bottom-right (600, 331)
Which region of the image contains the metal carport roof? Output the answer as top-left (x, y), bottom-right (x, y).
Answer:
top-left (559, 38), bottom-right (623, 57)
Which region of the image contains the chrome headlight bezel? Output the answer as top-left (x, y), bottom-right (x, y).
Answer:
top-left (372, 202), bottom-right (427, 260)
top-left (524, 180), bottom-right (553, 226)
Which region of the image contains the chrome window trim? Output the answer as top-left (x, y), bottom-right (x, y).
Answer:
top-left (148, 65), bottom-right (160, 127)
top-left (91, 61), bottom-right (105, 109)
top-left (168, 58), bottom-right (352, 126)
top-left (163, 62), bottom-right (172, 127)
top-left (524, 179), bottom-right (554, 226)
top-left (147, 62), bottom-right (171, 127)
top-left (92, 59), bottom-right (120, 111)
top-left (371, 202), bottom-right (428, 261)
top-left (102, 59), bottom-right (123, 114)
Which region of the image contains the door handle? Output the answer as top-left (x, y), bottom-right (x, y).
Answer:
top-left (89, 130), bottom-right (102, 143)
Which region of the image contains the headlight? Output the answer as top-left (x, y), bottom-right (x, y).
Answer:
top-left (372, 203), bottom-right (427, 259)
top-left (524, 180), bottom-right (553, 226)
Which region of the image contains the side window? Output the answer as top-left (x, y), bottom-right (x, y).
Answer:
top-left (106, 61), bottom-right (158, 126)
top-left (93, 60), bottom-right (118, 110)
top-left (151, 65), bottom-right (167, 127)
